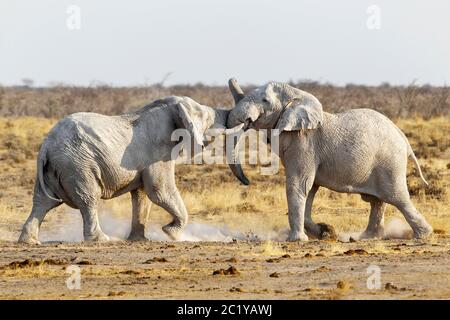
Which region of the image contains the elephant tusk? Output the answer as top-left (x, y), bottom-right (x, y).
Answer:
top-left (272, 128), bottom-right (282, 137)
top-left (224, 123), bottom-right (245, 135)
top-left (228, 78), bottom-right (245, 104)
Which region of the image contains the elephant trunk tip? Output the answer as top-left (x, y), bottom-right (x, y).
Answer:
top-left (227, 162), bottom-right (250, 186)
top-left (240, 176), bottom-right (250, 186)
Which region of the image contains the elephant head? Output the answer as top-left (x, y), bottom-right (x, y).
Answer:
top-left (226, 78), bottom-right (323, 184)
top-left (171, 96), bottom-right (244, 147)
top-left (170, 96), bottom-right (246, 183)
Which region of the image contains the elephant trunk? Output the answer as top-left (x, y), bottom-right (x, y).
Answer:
top-left (227, 133), bottom-right (249, 186)
top-left (226, 78), bottom-right (250, 186)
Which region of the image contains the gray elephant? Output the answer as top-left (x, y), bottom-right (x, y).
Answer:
top-left (19, 96), bottom-right (240, 244)
top-left (226, 79), bottom-right (433, 241)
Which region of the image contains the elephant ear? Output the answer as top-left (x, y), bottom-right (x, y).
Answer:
top-left (274, 100), bottom-right (323, 134)
top-left (175, 102), bottom-right (204, 147)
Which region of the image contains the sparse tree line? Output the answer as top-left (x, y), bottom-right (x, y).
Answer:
top-left (0, 81), bottom-right (448, 119)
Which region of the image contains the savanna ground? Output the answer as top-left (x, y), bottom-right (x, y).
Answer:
top-left (0, 83), bottom-right (449, 299)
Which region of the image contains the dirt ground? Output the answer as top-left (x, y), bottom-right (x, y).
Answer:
top-left (1, 236), bottom-right (450, 300)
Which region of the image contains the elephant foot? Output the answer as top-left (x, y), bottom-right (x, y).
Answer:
top-left (127, 232), bottom-right (148, 241)
top-left (162, 224), bottom-right (183, 241)
top-left (317, 223), bottom-right (337, 240)
top-left (287, 231), bottom-right (309, 242)
top-left (18, 233), bottom-right (41, 245)
top-left (413, 223), bottom-right (433, 240)
top-left (18, 223), bottom-right (41, 244)
top-left (360, 227), bottom-right (384, 240)
top-left (85, 231), bottom-right (110, 242)
top-left (127, 224), bottom-right (147, 241)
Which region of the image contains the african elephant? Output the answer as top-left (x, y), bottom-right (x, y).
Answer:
top-left (226, 78), bottom-right (433, 241)
top-left (19, 96), bottom-right (240, 244)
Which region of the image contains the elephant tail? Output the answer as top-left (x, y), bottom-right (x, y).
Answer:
top-left (408, 148), bottom-right (429, 186)
top-left (37, 147), bottom-right (63, 203)
top-left (392, 123), bottom-right (428, 186)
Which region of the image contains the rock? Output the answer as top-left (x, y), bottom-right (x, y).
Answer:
top-left (337, 280), bottom-right (350, 290)
top-left (213, 266), bottom-right (240, 276)
top-left (1, 258), bottom-right (68, 270)
top-left (226, 266), bottom-right (240, 275)
top-left (267, 254), bottom-right (291, 263)
top-left (144, 257), bottom-right (168, 263)
top-left (344, 249), bottom-right (368, 256)
top-left (108, 291), bottom-right (126, 297)
top-left (269, 272), bottom-right (280, 278)
top-left (385, 282), bottom-right (398, 290)
top-left (313, 266), bottom-right (331, 273)
top-left (120, 270), bottom-right (140, 275)
top-left (213, 269), bottom-right (225, 275)
top-left (318, 223), bottom-right (338, 240)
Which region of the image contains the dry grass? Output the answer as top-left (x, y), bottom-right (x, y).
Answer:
top-left (0, 113), bottom-right (449, 240)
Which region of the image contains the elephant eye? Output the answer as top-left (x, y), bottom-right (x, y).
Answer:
top-left (262, 98), bottom-right (269, 103)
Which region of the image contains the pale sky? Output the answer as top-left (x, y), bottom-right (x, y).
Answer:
top-left (1, 0), bottom-right (449, 86)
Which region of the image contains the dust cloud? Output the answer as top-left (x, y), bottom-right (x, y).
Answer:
top-left (384, 217), bottom-right (413, 239)
top-left (339, 217), bottom-right (413, 242)
top-left (0, 210), bottom-right (283, 243)
top-left (1, 211), bottom-right (413, 243)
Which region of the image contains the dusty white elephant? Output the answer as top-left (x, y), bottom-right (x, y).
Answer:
top-left (226, 79), bottom-right (433, 241)
top-left (19, 96), bottom-right (240, 244)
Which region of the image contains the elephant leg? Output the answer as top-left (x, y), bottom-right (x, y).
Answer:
top-left (127, 188), bottom-right (151, 241)
top-left (285, 175), bottom-right (315, 242)
top-left (19, 181), bottom-right (61, 244)
top-left (304, 184), bottom-right (321, 238)
top-left (360, 198), bottom-right (386, 239)
top-left (79, 203), bottom-right (110, 242)
top-left (143, 162), bottom-right (188, 240)
top-left (392, 197), bottom-right (432, 239)
top-left (282, 146), bottom-right (318, 242)
top-left (380, 181), bottom-right (432, 239)
top-left (304, 184), bottom-right (337, 240)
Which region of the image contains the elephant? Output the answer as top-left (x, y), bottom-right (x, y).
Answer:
top-left (19, 96), bottom-right (242, 244)
top-left (225, 78), bottom-right (433, 241)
